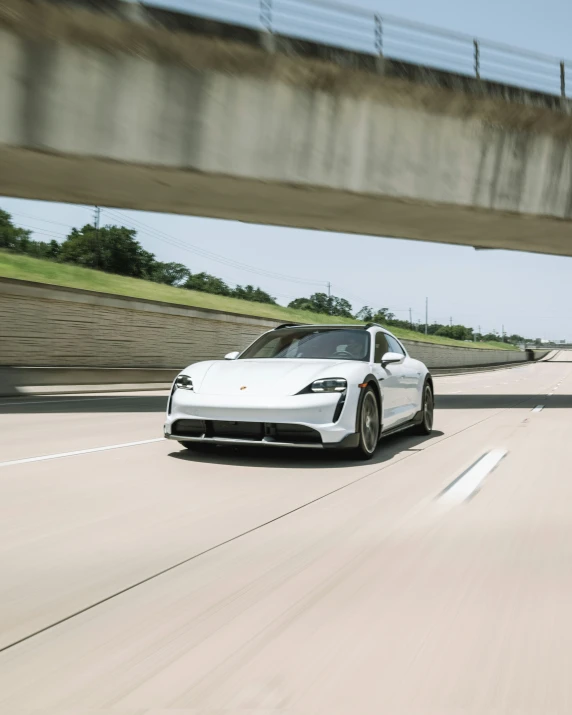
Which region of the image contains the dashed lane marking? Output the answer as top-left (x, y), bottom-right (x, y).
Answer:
top-left (438, 449), bottom-right (508, 505)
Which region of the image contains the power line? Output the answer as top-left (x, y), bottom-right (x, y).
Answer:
top-left (11, 213), bottom-right (79, 229)
top-left (18, 225), bottom-right (68, 240)
top-left (14, 210), bottom-right (299, 302)
top-left (100, 208), bottom-right (328, 288)
top-left (99, 210), bottom-right (301, 301)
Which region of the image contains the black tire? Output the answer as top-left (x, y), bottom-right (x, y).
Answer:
top-left (412, 381), bottom-right (434, 435)
top-left (352, 386), bottom-right (380, 460)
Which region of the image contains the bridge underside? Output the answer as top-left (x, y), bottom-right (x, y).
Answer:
top-left (3, 1), bottom-right (572, 256)
top-left (2, 146), bottom-right (570, 256)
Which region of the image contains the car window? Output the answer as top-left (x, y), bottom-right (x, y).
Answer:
top-left (240, 328), bottom-right (371, 361)
top-left (374, 332), bottom-right (389, 362)
top-left (386, 334), bottom-right (405, 356)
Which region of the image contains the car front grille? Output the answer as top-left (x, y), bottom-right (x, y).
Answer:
top-left (211, 421), bottom-right (263, 440)
top-left (172, 419), bottom-right (322, 445)
top-left (172, 419), bottom-right (206, 437)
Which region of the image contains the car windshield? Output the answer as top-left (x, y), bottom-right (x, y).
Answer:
top-left (239, 328), bottom-right (371, 361)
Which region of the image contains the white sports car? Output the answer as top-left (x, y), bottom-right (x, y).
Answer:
top-left (164, 323), bottom-right (434, 459)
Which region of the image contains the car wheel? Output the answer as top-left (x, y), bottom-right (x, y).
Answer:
top-left (353, 387), bottom-right (380, 460)
top-left (412, 382), bottom-right (434, 435)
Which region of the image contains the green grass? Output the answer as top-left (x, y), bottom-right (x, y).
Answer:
top-left (0, 251), bottom-right (517, 351)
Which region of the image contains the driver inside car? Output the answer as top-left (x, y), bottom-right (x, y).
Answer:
top-left (342, 340), bottom-right (367, 360)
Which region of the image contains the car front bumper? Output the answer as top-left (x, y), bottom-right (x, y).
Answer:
top-left (164, 389), bottom-right (360, 448)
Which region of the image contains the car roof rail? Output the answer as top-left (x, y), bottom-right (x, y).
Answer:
top-left (274, 323), bottom-right (302, 330)
top-left (364, 322), bottom-right (383, 329)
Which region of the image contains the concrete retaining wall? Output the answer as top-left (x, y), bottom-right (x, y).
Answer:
top-left (403, 340), bottom-right (530, 369)
top-left (0, 278), bottom-right (538, 393)
top-left (0, 278), bottom-right (279, 369)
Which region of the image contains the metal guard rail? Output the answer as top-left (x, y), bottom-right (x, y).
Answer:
top-left (136, 0), bottom-right (570, 98)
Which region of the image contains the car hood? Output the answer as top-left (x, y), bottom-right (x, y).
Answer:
top-left (188, 359), bottom-right (353, 396)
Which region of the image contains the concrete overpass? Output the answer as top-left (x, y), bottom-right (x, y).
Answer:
top-left (2, 0), bottom-right (572, 255)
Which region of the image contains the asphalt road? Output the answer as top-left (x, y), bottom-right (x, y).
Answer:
top-left (0, 353), bottom-right (571, 712)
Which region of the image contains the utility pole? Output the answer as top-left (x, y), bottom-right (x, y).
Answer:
top-left (425, 297), bottom-right (428, 335)
top-left (327, 282), bottom-right (331, 298)
top-left (93, 206), bottom-right (101, 269)
top-left (409, 307), bottom-right (412, 330)
top-left (450, 316), bottom-right (453, 327)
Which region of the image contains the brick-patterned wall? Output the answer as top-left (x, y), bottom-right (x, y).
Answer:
top-left (0, 279), bottom-right (280, 368)
top-left (0, 278), bottom-right (534, 370)
top-left (402, 339), bottom-right (529, 369)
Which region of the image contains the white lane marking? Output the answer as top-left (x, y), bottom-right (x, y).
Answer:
top-left (439, 449), bottom-right (508, 505)
top-left (532, 405), bottom-right (544, 413)
top-left (0, 438), bottom-right (165, 469)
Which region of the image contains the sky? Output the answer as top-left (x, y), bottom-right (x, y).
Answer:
top-left (3, 0), bottom-right (572, 340)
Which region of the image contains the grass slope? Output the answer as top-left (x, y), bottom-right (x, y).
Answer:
top-left (0, 251), bottom-right (516, 351)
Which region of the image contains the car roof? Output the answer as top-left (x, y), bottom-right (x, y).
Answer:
top-left (274, 323), bottom-right (382, 331)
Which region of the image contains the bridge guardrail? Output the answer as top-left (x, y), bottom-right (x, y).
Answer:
top-left (136, 0), bottom-right (569, 98)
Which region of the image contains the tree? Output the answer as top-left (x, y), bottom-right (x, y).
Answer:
top-left (288, 293), bottom-right (353, 318)
top-left (0, 210), bottom-right (33, 252)
top-left (45, 240), bottom-right (61, 260)
top-left (59, 224), bottom-right (155, 278)
top-left (289, 292), bottom-right (331, 315)
top-left (355, 306), bottom-right (373, 322)
top-left (372, 308), bottom-right (397, 325)
top-left (424, 322), bottom-right (443, 335)
top-left (185, 272), bottom-right (232, 296)
top-left (151, 262), bottom-right (191, 287)
top-left (436, 324), bottom-right (473, 341)
top-left (330, 296), bottom-right (353, 318)
top-left (232, 284), bottom-right (276, 305)
top-left (288, 297), bottom-right (315, 313)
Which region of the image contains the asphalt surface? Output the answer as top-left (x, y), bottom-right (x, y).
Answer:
top-left (0, 353), bottom-right (571, 712)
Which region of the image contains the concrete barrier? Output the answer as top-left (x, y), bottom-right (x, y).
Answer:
top-left (0, 277), bottom-right (543, 396)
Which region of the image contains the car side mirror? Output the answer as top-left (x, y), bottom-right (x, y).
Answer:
top-left (381, 351), bottom-right (404, 366)
top-left (224, 351), bottom-right (240, 360)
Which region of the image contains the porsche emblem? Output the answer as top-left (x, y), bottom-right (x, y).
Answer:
top-left (240, 386), bottom-right (247, 391)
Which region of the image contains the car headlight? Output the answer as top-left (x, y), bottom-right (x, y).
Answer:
top-left (310, 378), bottom-right (347, 393)
top-left (174, 374), bottom-right (193, 391)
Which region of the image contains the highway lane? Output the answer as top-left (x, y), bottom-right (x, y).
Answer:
top-left (0, 355), bottom-right (571, 711)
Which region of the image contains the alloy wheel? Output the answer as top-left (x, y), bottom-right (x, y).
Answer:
top-left (361, 391), bottom-right (380, 454)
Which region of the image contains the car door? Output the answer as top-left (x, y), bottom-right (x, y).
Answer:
top-left (372, 331), bottom-right (403, 430)
top-left (385, 334), bottom-right (421, 420)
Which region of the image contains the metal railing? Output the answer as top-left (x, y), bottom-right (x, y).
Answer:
top-left (143, 0), bottom-right (570, 98)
